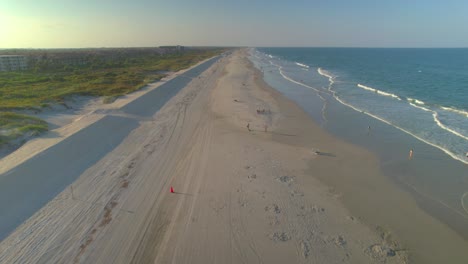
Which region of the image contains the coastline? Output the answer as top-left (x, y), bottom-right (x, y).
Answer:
top-left (250, 50), bottom-right (468, 263)
top-left (0, 49), bottom-right (465, 263)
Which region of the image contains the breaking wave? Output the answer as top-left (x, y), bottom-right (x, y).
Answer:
top-left (357, 84), bottom-right (402, 101)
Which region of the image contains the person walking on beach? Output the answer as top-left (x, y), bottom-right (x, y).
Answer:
top-left (264, 124), bottom-right (268, 133)
top-left (367, 125), bottom-right (371, 135)
top-left (247, 123), bottom-right (251, 132)
top-left (409, 148), bottom-right (414, 160)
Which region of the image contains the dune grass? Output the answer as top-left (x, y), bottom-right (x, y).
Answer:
top-left (0, 49), bottom-right (222, 110)
top-left (0, 112), bottom-right (48, 147)
top-left (0, 48), bottom-right (224, 148)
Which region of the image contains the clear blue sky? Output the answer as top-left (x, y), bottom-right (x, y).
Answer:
top-left (1, 0), bottom-right (468, 48)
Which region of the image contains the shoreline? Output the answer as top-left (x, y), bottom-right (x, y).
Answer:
top-left (1, 49), bottom-right (464, 263)
top-left (250, 50), bottom-right (468, 263)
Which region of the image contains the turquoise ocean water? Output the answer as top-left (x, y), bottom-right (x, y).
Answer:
top-left (249, 48), bottom-right (468, 238)
top-left (253, 48), bottom-right (468, 164)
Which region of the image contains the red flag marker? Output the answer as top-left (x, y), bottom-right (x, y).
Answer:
top-left (170, 186), bottom-right (174, 193)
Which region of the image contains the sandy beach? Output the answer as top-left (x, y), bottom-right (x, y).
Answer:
top-left (1, 49), bottom-right (466, 263)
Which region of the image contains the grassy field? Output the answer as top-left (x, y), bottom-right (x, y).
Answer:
top-left (0, 48), bottom-right (225, 149)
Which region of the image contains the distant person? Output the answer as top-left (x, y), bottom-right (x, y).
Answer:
top-left (409, 149), bottom-right (414, 160)
top-left (264, 124), bottom-right (268, 132)
top-left (247, 123), bottom-right (251, 132)
top-left (367, 125), bottom-right (371, 135)
top-left (466, 152), bottom-right (468, 159)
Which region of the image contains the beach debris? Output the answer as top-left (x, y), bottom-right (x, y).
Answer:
top-left (248, 173), bottom-right (257, 180)
top-left (170, 186), bottom-right (174, 193)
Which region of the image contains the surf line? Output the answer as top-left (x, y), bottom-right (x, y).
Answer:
top-left (316, 68), bottom-right (468, 165)
top-left (408, 103), bottom-right (468, 142)
top-left (268, 60), bottom-right (329, 124)
top-left (462, 192), bottom-right (468, 216)
top-left (401, 181), bottom-right (468, 220)
top-left (357, 84), bottom-right (402, 101)
top-left (357, 84), bottom-right (468, 141)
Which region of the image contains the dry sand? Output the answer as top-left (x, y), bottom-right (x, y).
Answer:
top-left (0, 49), bottom-right (461, 263)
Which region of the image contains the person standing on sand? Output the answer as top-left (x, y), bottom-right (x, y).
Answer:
top-left (409, 148), bottom-right (414, 160)
top-left (264, 124), bottom-right (268, 132)
top-left (367, 125), bottom-right (371, 135)
top-left (247, 123), bottom-right (251, 132)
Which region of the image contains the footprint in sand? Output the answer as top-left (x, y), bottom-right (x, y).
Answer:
top-left (264, 204), bottom-right (281, 214)
top-left (300, 240), bottom-right (311, 258)
top-left (247, 174), bottom-right (257, 180)
top-left (270, 232), bottom-right (291, 242)
top-left (311, 205), bottom-right (325, 213)
top-left (127, 161), bottom-right (136, 169)
top-left (290, 190), bottom-right (304, 197)
top-left (332, 235), bottom-right (346, 247)
top-left (121, 180), bottom-right (129, 189)
top-left (365, 244), bottom-right (398, 260)
top-left (277, 176), bottom-right (294, 185)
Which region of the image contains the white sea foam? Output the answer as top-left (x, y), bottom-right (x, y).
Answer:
top-left (268, 54), bottom-right (273, 58)
top-left (357, 84), bottom-right (402, 101)
top-left (317, 68), bottom-right (468, 165)
top-left (408, 104), bottom-right (468, 141)
top-left (408, 98), bottom-right (425, 105)
top-left (260, 54), bottom-right (468, 164)
top-left (409, 103), bottom-right (432, 112)
top-left (268, 61), bottom-right (328, 122)
top-left (270, 61), bottom-right (323, 95)
top-left (317, 68), bottom-right (334, 80)
top-left (441, 106), bottom-right (468, 117)
top-left (432, 111), bottom-right (468, 141)
top-left (295, 62), bottom-right (310, 69)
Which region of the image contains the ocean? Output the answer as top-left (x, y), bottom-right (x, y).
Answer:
top-left (249, 48), bottom-right (468, 239)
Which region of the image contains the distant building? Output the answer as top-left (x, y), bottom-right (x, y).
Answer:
top-left (0, 55), bottom-right (28, 71)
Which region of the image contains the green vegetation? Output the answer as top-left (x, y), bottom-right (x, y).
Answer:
top-left (0, 48), bottom-right (225, 148)
top-left (0, 49), bottom-right (223, 110)
top-left (0, 112), bottom-right (48, 146)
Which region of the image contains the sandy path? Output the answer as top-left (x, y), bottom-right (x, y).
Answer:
top-left (0, 50), bottom-right (410, 263)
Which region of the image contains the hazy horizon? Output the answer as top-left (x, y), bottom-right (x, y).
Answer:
top-left (1, 0), bottom-right (468, 49)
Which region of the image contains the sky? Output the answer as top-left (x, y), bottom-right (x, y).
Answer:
top-left (1, 0), bottom-right (468, 48)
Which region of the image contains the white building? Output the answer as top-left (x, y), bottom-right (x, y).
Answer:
top-left (0, 55), bottom-right (28, 71)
